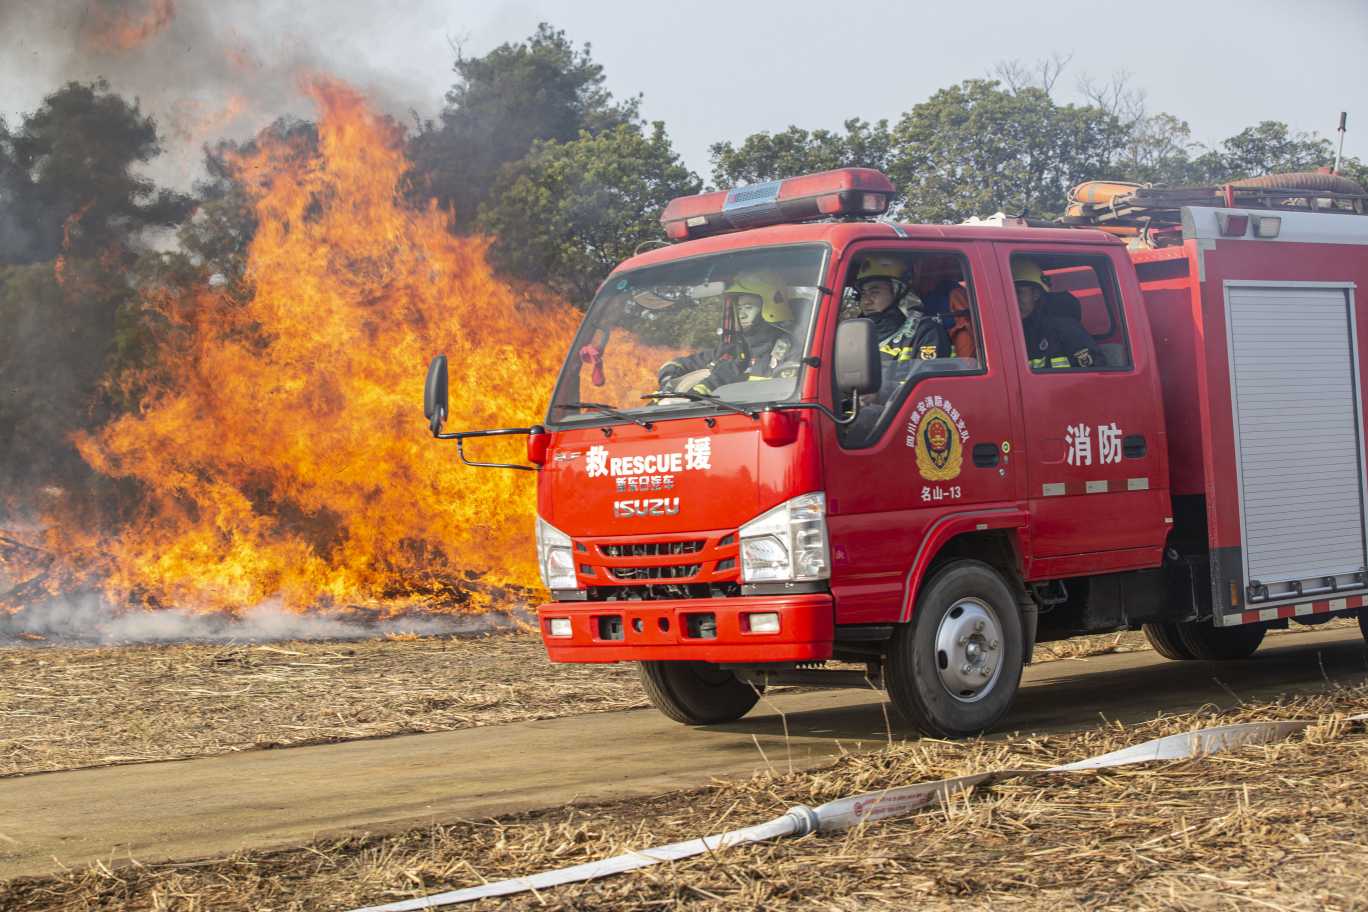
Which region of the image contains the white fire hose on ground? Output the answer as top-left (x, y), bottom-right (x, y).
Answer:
top-left (349, 714), bottom-right (1368, 911)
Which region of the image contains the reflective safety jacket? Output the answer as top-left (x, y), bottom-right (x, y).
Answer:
top-left (665, 319), bottom-right (794, 392)
top-left (1021, 310), bottom-right (1101, 369)
top-left (876, 309), bottom-right (952, 398)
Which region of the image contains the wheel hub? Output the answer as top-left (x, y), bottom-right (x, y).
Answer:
top-left (934, 598), bottom-right (1003, 703)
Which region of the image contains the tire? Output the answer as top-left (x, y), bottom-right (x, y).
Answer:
top-left (1174, 620), bottom-right (1266, 660)
top-left (1357, 610), bottom-right (1368, 644)
top-left (1142, 622), bottom-right (1197, 660)
top-left (637, 661), bottom-right (760, 725)
top-left (886, 559), bottom-right (1025, 739)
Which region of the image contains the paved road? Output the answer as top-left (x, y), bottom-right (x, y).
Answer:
top-left (2, 626), bottom-right (1364, 880)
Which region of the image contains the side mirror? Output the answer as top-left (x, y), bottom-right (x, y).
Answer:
top-left (424, 354), bottom-right (449, 435)
top-left (833, 319), bottom-right (880, 395)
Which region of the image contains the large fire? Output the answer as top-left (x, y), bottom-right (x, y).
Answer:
top-left (4, 77), bottom-right (581, 618)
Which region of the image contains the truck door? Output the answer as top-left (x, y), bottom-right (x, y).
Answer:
top-left (822, 242), bottom-right (1022, 624)
top-left (993, 243), bottom-right (1169, 572)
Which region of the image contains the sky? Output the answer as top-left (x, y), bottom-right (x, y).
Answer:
top-left (2, 0), bottom-right (1366, 189)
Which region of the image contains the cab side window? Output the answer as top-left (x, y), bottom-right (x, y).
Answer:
top-left (1011, 254), bottom-right (1131, 371)
top-left (837, 250), bottom-right (984, 449)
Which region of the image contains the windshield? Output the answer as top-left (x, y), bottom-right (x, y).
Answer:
top-left (549, 245), bottom-right (827, 426)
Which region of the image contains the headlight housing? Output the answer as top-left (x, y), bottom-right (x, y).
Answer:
top-left (738, 492), bottom-right (830, 583)
top-left (535, 516), bottom-right (579, 590)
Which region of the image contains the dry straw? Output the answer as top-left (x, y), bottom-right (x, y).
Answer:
top-left (3, 683), bottom-right (1366, 911)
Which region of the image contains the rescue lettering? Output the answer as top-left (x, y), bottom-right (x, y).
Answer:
top-left (584, 438), bottom-right (712, 480)
top-left (609, 452), bottom-right (684, 477)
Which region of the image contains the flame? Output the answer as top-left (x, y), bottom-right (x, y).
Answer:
top-left (83, 0), bottom-right (176, 52)
top-left (52, 201), bottom-right (94, 288)
top-left (7, 77), bottom-right (581, 617)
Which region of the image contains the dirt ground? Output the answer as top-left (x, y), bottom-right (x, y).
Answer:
top-left (2, 624), bottom-right (1349, 778)
top-left (3, 682), bottom-right (1364, 911)
top-left (0, 627), bottom-right (1159, 777)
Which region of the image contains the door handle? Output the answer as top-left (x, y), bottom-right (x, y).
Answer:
top-left (1123, 435), bottom-right (1147, 459)
top-left (972, 443), bottom-right (999, 468)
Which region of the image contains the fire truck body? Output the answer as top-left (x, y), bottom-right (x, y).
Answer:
top-left (1137, 208), bottom-right (1368, 628)
top-left (425, 169), bottom-right (1368, 736)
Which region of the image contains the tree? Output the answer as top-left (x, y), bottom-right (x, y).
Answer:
top-left (1, 80), bottom-right (190, 264)
top-left (477, 123), bottom-right (700, 302)
top-left (408, 23), bottom-right (640, 227)
top-left (1110, 112), bottom-right (1207, 185)
top-left (708, 119), bottom-right (893, 189)
top-left (0, 82), bottom-right (190, 511)
top-left (0, 260), bottom-right (133, 502)
top-left (1204, 121), bottom-right (1335, 181)
top-left (0, 118), bottom-right (40, 263)
top-left (888, 79), bottom-right (1126, 223)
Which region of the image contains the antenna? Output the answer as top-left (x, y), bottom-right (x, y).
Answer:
top-left (1334, 112), bottom-right (1347, 174)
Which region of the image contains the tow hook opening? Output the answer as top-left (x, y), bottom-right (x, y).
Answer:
top-left (596, 615), bottom-right (625, 641)
top-left (683, 612), bottom-right (717, 639)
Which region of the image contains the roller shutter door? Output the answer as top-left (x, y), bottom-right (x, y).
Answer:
top-left (1226, 284), bottom-right (1367, 589)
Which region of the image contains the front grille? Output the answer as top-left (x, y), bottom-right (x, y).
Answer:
top-left (600, 540), bottom-right (704, 557)
top-left (609, 564), bottom-right (702, 581)
top-left (578, 530), bottom-right (739, 600)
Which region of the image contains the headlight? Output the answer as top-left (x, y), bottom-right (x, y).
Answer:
top-left (738, 492), bottom-right (829, 583)
top-left (535, 516), bottom-right (579, 590)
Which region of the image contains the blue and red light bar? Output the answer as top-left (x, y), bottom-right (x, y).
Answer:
top-left (660, 168), bottom-right (897, 242)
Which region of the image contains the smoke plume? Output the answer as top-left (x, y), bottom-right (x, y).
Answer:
top-left (0, 0), bottom-right (437, 189)
top-left (3, 594), bottom-right (534, 645)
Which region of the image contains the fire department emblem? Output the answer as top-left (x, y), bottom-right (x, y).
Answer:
top-left (910, 402), bottom-right (966, 481)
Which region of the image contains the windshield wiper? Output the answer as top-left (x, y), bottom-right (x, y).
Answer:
top-left (555, 401), bottom-right (653, 429)
top-left (641, 389), bottom-right (758, 420)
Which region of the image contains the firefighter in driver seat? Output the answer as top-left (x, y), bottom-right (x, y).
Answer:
top-left (656, 271), bottom-right (795, 394)
top-left (850, 256), bottom-right (952, 405)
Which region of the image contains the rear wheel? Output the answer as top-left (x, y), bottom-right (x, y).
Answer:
top-left (638, 661), bottom-right (760, 725)
top-left (1175, 620), bottom-right (1266, 659)
top-left (1142, 622), bottom-right (1197, 660)
top-left (886, 560), bottom-right (1024, 739)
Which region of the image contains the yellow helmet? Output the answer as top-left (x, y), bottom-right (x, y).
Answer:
top-left (724, 270), bottom-right (793, 324)
top-left (855, 255), bottom-right (907, 285)
top-left (1011, 258), bottom-right (1048, 290)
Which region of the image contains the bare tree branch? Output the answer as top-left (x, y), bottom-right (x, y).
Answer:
top-left (1078, 69), bottom-right (1147, 126)
top-left (992, 53), bottom-right (1073, 96)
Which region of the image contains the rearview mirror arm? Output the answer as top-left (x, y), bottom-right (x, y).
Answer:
top-left (766, 394), bottom-right (862, 426)
top-left (433, 425), bottom-right (539, 472)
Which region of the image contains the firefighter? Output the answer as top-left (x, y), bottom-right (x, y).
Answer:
top-left (656, 270), bottom-right (795, 394)
top-left (851, 256), bottom-right (952, 404)
top-left (1014, 259), bottom-right (1101, 369)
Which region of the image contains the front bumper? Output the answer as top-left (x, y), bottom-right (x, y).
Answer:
top-left (538, 593), bottom-right (834, 663)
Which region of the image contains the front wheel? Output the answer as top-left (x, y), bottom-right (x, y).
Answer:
top-left (886, 560), bottom-right (1025, 738)
top-left (638, 661), bottom-right (760, 725)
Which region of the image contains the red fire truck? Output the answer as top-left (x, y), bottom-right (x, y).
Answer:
top-left (425, 167), bottom-right (1368, 737)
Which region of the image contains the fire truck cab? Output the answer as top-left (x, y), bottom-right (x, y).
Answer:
top-left (425, 168), bottom-right (1368, 738)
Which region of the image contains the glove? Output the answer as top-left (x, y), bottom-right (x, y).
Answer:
top-left (656, 361), bottom-right (686, 389)
top-left (704, 359), bottom-right (745, 390)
